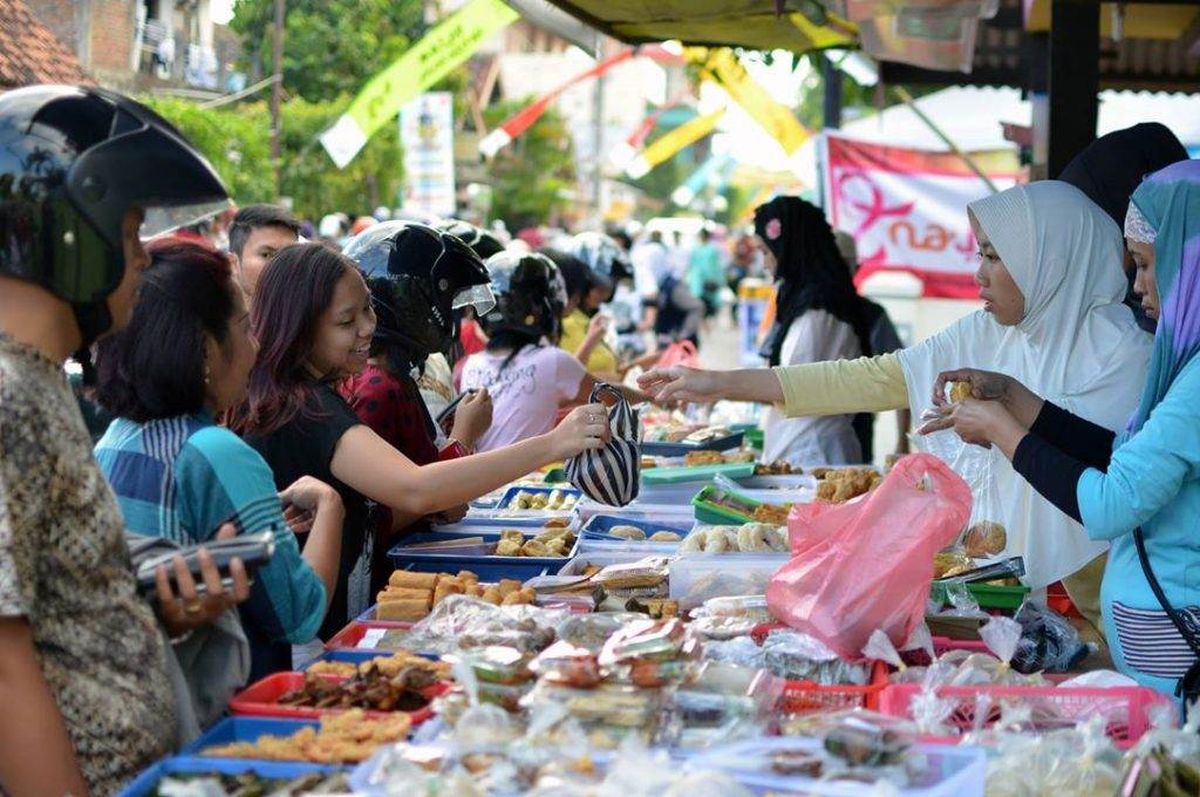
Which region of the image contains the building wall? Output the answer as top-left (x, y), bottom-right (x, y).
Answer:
top-left (28, 0), bottom-right (90, 65)
top-left (87, 0), bottom-right (137, 78)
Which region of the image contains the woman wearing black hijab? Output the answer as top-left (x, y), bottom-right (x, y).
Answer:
top-left (1059, 122), bottom-right (1188, 332)
top-left (755, 195), bottom-right (874, 466)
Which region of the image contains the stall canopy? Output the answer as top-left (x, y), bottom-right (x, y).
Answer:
top-left (537, 0), bottom-right (856, 52)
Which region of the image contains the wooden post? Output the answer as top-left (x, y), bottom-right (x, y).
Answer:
top-left (1047, 0), bottom-right (1099, 177)
top-left (822, 54), bottom-right (843, 130)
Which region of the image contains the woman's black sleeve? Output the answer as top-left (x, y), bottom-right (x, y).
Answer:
top-left (1011, 434), bottom-right (1089, 523)
top-left (1028, 401), bottom-right (1116, 471)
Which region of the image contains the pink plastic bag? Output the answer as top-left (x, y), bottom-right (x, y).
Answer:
top-left (655, 340), bottom-right (700, 370)
top-left (766, 454), bottom-right (971, 660)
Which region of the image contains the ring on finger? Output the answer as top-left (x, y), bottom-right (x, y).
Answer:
top-left (184, 600), bottom-right (204, 614)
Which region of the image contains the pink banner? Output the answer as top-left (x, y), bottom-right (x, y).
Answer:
top-left (823, 134), bottom-right (1022, 299)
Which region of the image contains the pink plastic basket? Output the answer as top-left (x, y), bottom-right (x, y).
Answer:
top-left (780, 661), bottom-right (890, 715)
top-left (878, 682), bottom-right (1173, 743)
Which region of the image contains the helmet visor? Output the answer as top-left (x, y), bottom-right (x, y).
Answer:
top-left (142, 198), bottom-right (233, 240)
top-left (452, 282), bottom-right (496, 317)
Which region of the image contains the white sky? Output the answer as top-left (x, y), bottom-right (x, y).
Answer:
top-left (212, 0), bottom-right (234, 25)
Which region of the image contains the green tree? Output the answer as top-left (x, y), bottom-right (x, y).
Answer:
top-left (144, 95), bottom-right (403, 219)
top-left (230, 0), bottom-right (425, 103)
top-left (482, 99), bottom-right (576, 230)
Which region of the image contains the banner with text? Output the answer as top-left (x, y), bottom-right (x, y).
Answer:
top-left (321, 0), bottom-right (517, 168)
top-left (400, 93), bottom-right (456, 218)
top-left (822, 133), bottom-right (1022, 298)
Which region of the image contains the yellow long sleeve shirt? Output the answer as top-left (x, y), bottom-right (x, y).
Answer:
top-left (771, 352), bottom-right (909, 418)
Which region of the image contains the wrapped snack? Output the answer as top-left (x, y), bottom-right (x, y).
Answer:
top-left (443, 645), bottom-right (535, 686)
top-left (760, 629), bottom-right (868, 685)
top-left (600, 618), bottom-right (688, 665)
top-left (556, 613), bottom-right (641, 653)
top-left (984, 718), bottom-right (1123, 797)
top-left (701, 636), bottom-right (766, 670)
top-left (823, 713), bottom-right (912, 767)
top-left (593, 558), bottom-right (670, 591)
top-left (531, 641), bottom-right (603, 688)
top-left (963, 520), bottom-right (1007, 557)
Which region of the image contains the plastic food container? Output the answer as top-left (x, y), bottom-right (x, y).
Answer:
top-left (229, 672), bottom-right (447, 723)
top-left (578, 514), bottom-right (695, 552)
top-left (182, 716), bottom-right (321, 757)
top-left (691, 736), bottom-right (986, 796)
top-left (929, 581), bottom-right (1032, 611)
top-left (118, 756), bottom-right (344, 797)
top-left (641, 430), bottom-right (745, 457)
top-left (575, 497), bottom-right (696, 523)
top-left (669, 553), bottom-right (789, 611)
top-left (325, 621), bottom-right (415, 653)
top-left (387, 531), bottom-right (580, 582)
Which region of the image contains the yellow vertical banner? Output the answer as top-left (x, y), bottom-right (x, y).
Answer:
top-left (321, 0), bottom-right (519, 168)
top-left (686, 47), bottom-right (809, 155)
top-left (625, 106), bottom-right (727, 179)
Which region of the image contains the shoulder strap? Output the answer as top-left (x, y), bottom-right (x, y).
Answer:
top-left (1134, 527), bottom-right (1200, 658)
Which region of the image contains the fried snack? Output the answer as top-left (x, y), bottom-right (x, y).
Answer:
top-left (815, 467), bottom-right (881, 503)
top-left (203, 709), bottom-right (411, 764)
top-left (500, 529), bottom-right (526, 543)
top-left (751, 502), bottom-right (791, 525)
top-left (309, 650), bottom-right (451, 681)
top-left (963, 521), bottom-right (1007, 558)
top-left (496, 538), bottom-right (523, 557)
top-left (723, 451), bottom-right (757, 464)
top-left (684, 450), bottom-right (724, 467)
top-left (521, 539), bottom-right (552, 557)
top-left (497, 579), bottom-right (523, 596)
top-left (948, 381), bottom-right (973, 404)
top-left (543, 539), bottom-right (568, 556)
top-left (433, 582), bottom-right (463, 605)
top-left (377, 587), bottom-right (432, 602)
top-left (501, 591), bottom-right (525, 606)
top-left (609, 525), bottom-right (647, 541)
top-left (388, 571), bottom-right (439, 590)
top-left (736, 524), bottom-right (775, 553)
top-left (481, 587), bottom-right (502, 605)
top-left (648, 531), bottom-right (682, 542)
top-left (543, 517), bottom-right (572, 529)
top-left (536, 526), bottom-right (570, 542)
top-left (754, 460), bottom-right (794, 476)
top-left (376, 599), bottom-right (431, 622)
top-left (640, 456), bottom-right (658, 469)
top-left (933, 551), bottom-right (975, 579)
top-left (457, 570), bottom-right (479, 585)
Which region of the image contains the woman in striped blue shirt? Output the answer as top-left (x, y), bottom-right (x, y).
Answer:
top-left (93, 239), bottom-right (344, 681)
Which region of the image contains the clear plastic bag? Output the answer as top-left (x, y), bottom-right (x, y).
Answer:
top-left (404, 594), bottom-right (568, 655)
top-left (760, 629), bottom-right (869, 686)
top-left (1011, 601), bottom-right (1092, 674)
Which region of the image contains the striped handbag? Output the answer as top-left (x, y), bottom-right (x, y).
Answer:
top-left (565, 383), bottom-right (642, 507)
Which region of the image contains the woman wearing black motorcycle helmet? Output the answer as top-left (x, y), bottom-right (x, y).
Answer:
top-left (339, 222), bottom-right (495, 591)
top-left (0, 85), bottom-right (245, 795)
top-left (437, 218), bottom-right (504, 361)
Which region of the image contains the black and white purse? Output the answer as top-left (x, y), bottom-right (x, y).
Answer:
top-left (565, 383), bottom-right (642, 507)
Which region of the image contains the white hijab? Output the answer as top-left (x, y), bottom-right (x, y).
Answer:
top-left (899, 181), bottom-right (1153, 588)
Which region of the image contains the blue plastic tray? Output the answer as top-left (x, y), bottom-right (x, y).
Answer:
top-left (308, 647), bottom-right (439, 669)
top-left (641, 431), bottom-right (744, 457)
top-left (579, 514), bottom-right (695, 541)
top-left (119, 757), bottom-right (343, 797)
top-left (387, 530), bottom-right (579, 582)
top-left (182, 716), bottom-right (322, 757)
top-left (494, 485), bottom-right (581, 511)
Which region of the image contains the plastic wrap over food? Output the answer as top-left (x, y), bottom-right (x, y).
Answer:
top-left (982, 717), bottom-right (1124, 797)
top-left (403, 594), bottom-right (568, 655)
top-left (760, 629), bottom-right (869, 685)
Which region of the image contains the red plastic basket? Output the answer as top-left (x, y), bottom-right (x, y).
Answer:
top-left (779, 661), bottom-right (890, 715)
top-left (877, 683), bottom-right (1173, 744)
top-left (931, 636), bottom-right (991, 656)
top-left (324, 621), bottom-right (413, 652)
top-left (229, 671), bottom-right (447, 724)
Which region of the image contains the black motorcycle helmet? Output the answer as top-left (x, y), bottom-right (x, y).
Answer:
top-left (343, 221), bottom-right (495, 371)
top-left (480, 250), bottom-right (568, 344)
top-left (436, 219), bottom-right (505, 260)
top-left (0, 85), bottom-right (229, 347)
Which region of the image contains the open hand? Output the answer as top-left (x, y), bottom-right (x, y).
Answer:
top-left (636, 365), bottom-right (721, 404)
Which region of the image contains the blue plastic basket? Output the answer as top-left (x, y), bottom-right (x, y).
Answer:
top-left (307, 648), bottom-right (439, 669)
top-left (641, 431), bottom-right (744, 457)
top-left (182, 716), bottom-right (322, 757)
top-left (119, 757), bottom-right (344, 797)
top-left (579, 514), bottom-right (695, 541)
top-left (387, 530), bottom-right (580, 582)
top-left (494, 485), bottom-right (582, 511)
